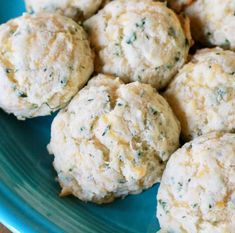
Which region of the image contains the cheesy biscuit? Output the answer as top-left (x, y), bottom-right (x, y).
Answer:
top-left (164, 48), bottom-right (235, 140)
top-left (48, 74), bottom-right (180, 203)
top-left (25, 0), bottom-right (103, 21)
top-left (157, 132), bottom-right (235, 233)
top-left (84, 0), bottom-right (191, 89)
top-left (185, 0), bottom-right (235, 50)
top-left (166, 0), bottom-right (193, 12)
top-left (0, 13), bottom-right (94, 119)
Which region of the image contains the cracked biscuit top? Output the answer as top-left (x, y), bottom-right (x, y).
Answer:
top-left (0, 13), bottom-right (94, 119)
top-left (182, 0), bottom-right (235, 50)
top-left (25, 0), bottom-right (103, 21)
top-left (164, 47), bottom-right (235, 140)
top-left (157, 132), bottom-right (235, 233)
top-left (84, 0), bottom-right (191, 90)
top-left (48, 74), bottom-right (180, 203)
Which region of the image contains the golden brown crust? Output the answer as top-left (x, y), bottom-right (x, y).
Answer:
top-left (177, 13), bottom-right (194, 48)
top-left (167, 0), bottom-right (195, 12)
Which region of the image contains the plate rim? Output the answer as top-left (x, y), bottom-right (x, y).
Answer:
top-left (0, 181), bottom-right (64, 233)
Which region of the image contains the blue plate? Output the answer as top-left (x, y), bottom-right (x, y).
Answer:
top-left (0, 1), bottom-right (160, 232)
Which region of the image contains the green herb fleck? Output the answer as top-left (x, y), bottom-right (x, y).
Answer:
top-left (126, 32), bottom-right (137, 44)
top-left (114, 43), bottom-right (122, 56)
top-left (114, 51), bottom-right (121, 56)
top-left (185, 38), bottom-right (189, 47)
top-left (106, 94), bottom-right (111, 104)
top-left (118, 179), bottom-right (126, 184)
top-left (177, 182), bottom-right (183, 192)
top-left (197, 129), bottom-right (202, 137)
top-left (28, 6), bottom-right (35, 14)
top-left (104, 162), bottom-right (111, 169)
top-left (192, 203), bottom-right (198, 208)
top-left (185, 143), bottom-right (192, 150)
top-left (69, 65), bottom-right (74, 71)
top-left (139, 90), bottom-right (145, 97)
top-left (31, 104), bottom-right (38, 109)
top-left (160, 151), bottom-right (166, 158)
top-left (89, 153), bottom-right (94, 158)
top-left (175, 57), bottom-right (180, 62)
top-left (221, 39), bottom-right (231, 49)
top-left (102, 125), bottom-right (111, 136)
top-left (209, 204), bottom-right (212, 209)
top-left (135, 18), bottom-right (146, 29)
top-left (87, 175), bottom-right (94, 181)
top-left (114, 51), bottom-right (122, 57)
top-left (9, 29), bottom-right (16, 35)
top-left (216, 87), bottom-right (226, 103)
top-left (137, 75), bottom-right (142, 81)
top-left (149, 107), bottom-right (159, 116)
top-left (158, 199), bottom-right (168, 213)
top-left (17, 91), bottom-right (27, 98)
top-left (168, 27), bottom-right (176, 38)
top-left (5, 68), bottom-right (14, 74)
top-left (69, 168), bottom-right (73, 172)
top-left (166, 64), bottom-right (173, 70)
top-left (60, 77), bottom-right (67, 85)
top-left (175, 52), bottom-right (181, 62)
top-left (136, 151), bottom-right (142, 157)
top-left (14, 31), bottom-right (21, 37)
top-left (88, 99), bottom-right (94, 102)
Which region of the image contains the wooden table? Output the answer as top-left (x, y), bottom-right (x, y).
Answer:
top-left (0, 224), bottom-right (11, 233)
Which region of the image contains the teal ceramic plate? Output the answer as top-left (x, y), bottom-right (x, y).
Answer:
top-left (0, 1), bottom-right (160, 232)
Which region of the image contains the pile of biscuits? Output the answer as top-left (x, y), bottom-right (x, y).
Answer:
top-left (0, 0), bottom-right (234, 232)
